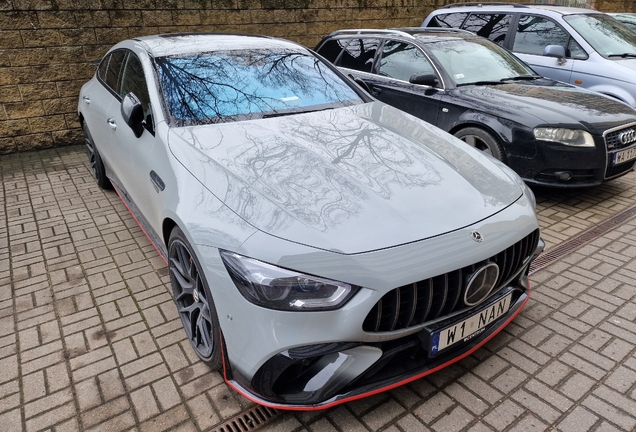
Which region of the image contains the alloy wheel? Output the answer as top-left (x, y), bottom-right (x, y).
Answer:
top-left (169, 240), bottom-right (214, 359)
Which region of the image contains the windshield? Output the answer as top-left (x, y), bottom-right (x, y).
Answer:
top-left (564, 14), bottom-right (636, 57)
top-left (156, 49), bottom-right (362, 125)
top-left (425, 37), bottom-right (536, 86)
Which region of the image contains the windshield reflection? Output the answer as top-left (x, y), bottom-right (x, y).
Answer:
top-left (156, 49), bottom-right (362, 126)
top-left (564, 14), bottom-right (636, 57)
top-left (427, 39), bottom-right (535, 85)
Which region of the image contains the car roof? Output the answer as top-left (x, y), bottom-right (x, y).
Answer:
top-left (434, 3), bottom-right (601, 16)
top-left (129, 33), bottom-right (302, 57)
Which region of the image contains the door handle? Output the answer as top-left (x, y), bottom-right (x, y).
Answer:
top-left (83, 96), bottom-right (91, 104)
top-left (107, 118), bottom-right (117, 130)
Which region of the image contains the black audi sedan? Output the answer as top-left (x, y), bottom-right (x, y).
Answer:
top-left (315, 28), bottom-right (636, 187)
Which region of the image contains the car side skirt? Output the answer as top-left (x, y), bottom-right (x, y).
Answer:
top-left (111, 179), bottom-right (169, 264)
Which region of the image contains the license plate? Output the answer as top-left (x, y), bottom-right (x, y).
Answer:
top-left (430, 293), bottom-right (512, 355)
top-left (614, 146), bottom-right (636, 165)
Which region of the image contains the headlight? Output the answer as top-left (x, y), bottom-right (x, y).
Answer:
top-left (533, 128), bottom-right (594, 147)
top-left (220, 250), bottom-right (358, 311)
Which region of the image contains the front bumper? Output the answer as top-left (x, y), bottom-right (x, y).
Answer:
top-left (509, 130), bottom-right (636, 188)
top-left (222, 285), bottom-right (531, 410)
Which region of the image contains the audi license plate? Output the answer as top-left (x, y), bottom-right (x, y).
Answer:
top-left (614, 146), bottom-right (636, 165)
top-left (430, 293), bottom-right (512, 355)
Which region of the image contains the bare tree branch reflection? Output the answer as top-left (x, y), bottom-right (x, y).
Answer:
top-left (156, 49), bottom-right (358, 126)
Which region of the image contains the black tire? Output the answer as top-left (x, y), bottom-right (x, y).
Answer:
top-left (82, 122), bottom-right (111, 189)
top-left (168, 227), bottom-right (222, 370)
top-left (454, 127), bottom-right (506, 163)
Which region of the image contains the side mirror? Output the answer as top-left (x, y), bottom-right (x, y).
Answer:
top-left (121, 92), bottom-right (144, 138)
top-left (409, 73), bottom-right (439, 87)
top-left (543, 45), bottom-right (566, 59)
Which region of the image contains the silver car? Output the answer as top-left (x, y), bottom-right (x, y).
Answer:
top-left (423, 4), bottom-right (636, 107)
top-left (78, 33), bottom-right (543, 409)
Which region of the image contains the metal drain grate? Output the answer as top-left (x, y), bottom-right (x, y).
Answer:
top-left (207, 405), bottom-right (281, 432)
top-left (529, 203), bottom-right (636, 274)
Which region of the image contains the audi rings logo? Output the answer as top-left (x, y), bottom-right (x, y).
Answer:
top-left (471, 230), bottom-right (483, 242)
top-left (464, 263), bottom-right (500, 306)
top-left (618, 129), bottom-right (636, 145)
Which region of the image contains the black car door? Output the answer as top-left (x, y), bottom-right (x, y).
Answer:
top-left (369, 39), bottom-right (444, 126)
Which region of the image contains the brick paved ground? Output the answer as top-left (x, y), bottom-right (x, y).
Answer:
top-left (1, 146), bottom-right (636, 432)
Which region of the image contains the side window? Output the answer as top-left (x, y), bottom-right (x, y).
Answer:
top-left (513, 15), bottom-right (570, 56)
top-left (428, 12), bottom-right (468, 28)
top-left (103, 50), bottom-right (127, 93)
top-left (568, 38), bottom-right (588, 59)
top-left (120, 54), bottom-right (150, 110)
top-left (378, 40), bottom-right (436, 84)
top-left (120, 53), bottom-right (153, 132)
top-left (317, 39), bottom-right (348, 63)
top-left (462, 13), bottom-right (512, 46)
top-left (335, 38), bottom-right (380, 73)
top-left (97, 55), bottom-right (110, 81)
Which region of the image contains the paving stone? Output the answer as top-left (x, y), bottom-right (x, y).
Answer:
top-left (327, 406), bottom-right (370, 432)
top-left (559, 373), bottom-right (596, 401)
top-left (207, 383), bottom-right (245, 420)
top-left (511, 389), bottom-right (561, 424)
top-left (582, 395), bottom-right (636, 431)
top-left (131, 385), bottom-right (160, 422)
top-left (490, 366), bottom-right (528, 395)
top-left (457, 373), bottom-right (503, 405)
top-left (482, 399), bottom-right (524, 431)
top-left (81, 396), bottom-right (130, 430)
top-left (25, 401), bottom-right (76, 432)
top-left (507, 413), bottom-right (547, 432)
top-left (361, 398), bottom-right (405, 430)
top-left (535, 360), bottom-right (571, 387)
top-left (430, 406), bottom-right (473, 432)
top-left (152, 376), bottom-right (182, 411)
top-left (308, 418), bottom-right (337, 432)
top-left (525, 379), bottom-right (574, 412)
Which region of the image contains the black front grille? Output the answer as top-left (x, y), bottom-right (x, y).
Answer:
top-left (363, 229), bottom-right (540, 333)
top-left (605, 160), bottom-right (635, 179)
top-left (605, 125), bottom-right (636, 151)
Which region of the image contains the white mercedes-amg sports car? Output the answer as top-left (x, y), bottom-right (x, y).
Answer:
top-left (78, 33), bottom-right (543, 410)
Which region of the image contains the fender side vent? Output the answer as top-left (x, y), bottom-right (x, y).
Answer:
top-left (209, 405), bottom-right (281, 432)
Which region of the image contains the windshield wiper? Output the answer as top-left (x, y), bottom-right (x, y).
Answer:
top-left (500, 75), bottom-right (543, 81)
top-left (456, 80), bottom-right (505, 87)
top-left (261, 107), bottom-right (334, 118)
top-left (608, 53), bottom-right (636, 58)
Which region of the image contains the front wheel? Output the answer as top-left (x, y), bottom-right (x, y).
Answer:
top-left (454, 127), bottom-right (506, 163)
top-left (168, 227), bottom-right (222, 370)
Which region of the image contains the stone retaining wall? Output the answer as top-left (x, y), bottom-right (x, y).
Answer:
top-left (0, 0), bottom-right (632, 154)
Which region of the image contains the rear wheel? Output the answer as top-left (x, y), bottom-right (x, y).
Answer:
top-left (454, 127), bottom-right (506, 163)
top-left (83, 122), bottom-right (111, 189)
top-left (168, 227), bottom-right (222, 370)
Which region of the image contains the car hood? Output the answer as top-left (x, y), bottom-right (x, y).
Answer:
top-left (168, 102), bottom-right (522, 254)
top-left (452, 80), bottom-right (636, 134)
top-left (612, 57), bottom-right (636, 73)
